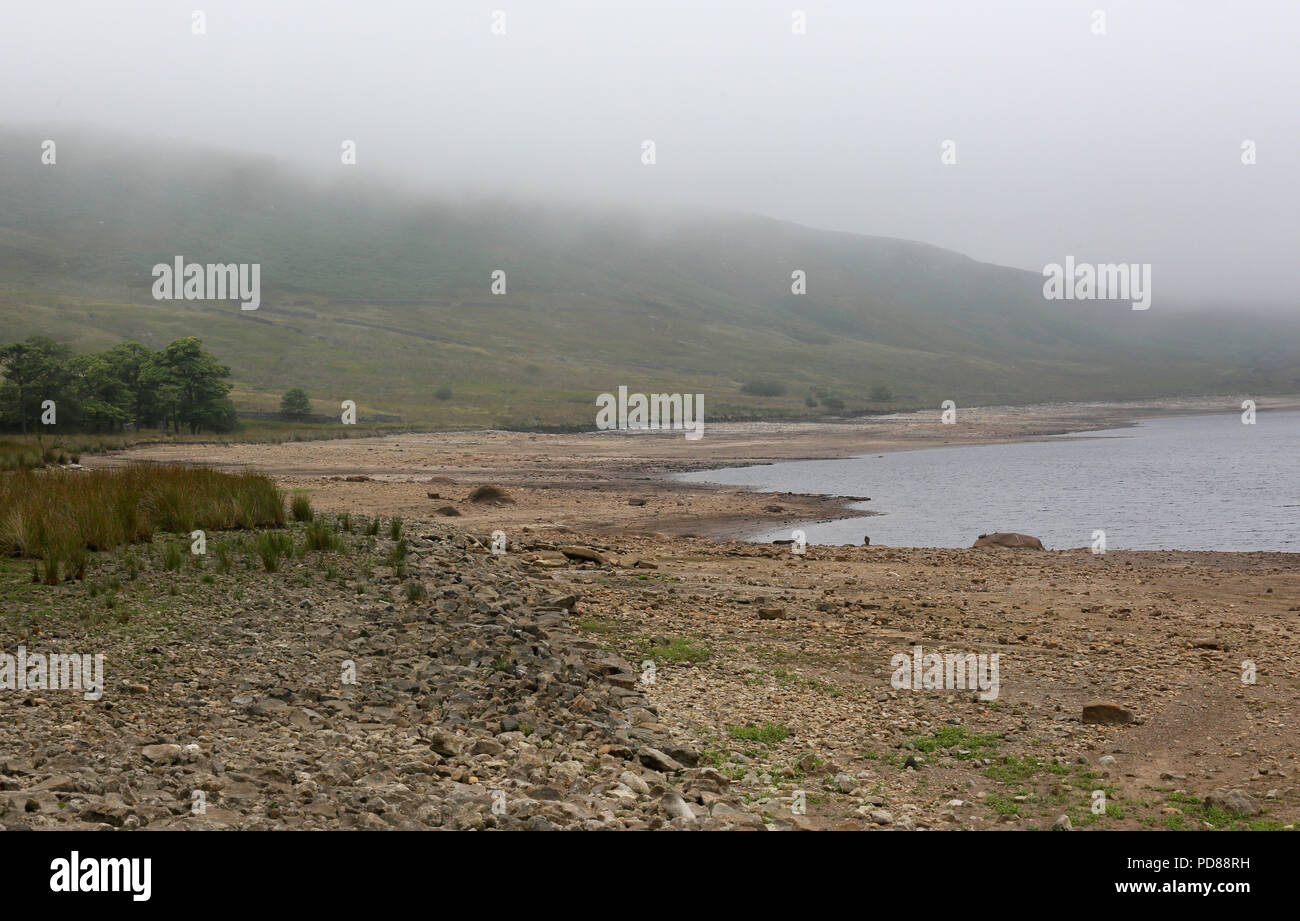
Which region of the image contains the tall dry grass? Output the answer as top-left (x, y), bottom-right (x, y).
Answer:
top-left (0, 465), bottom-right (284, 582)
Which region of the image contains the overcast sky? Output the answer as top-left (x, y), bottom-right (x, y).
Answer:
top-left (3, 0), bottom-right (1297, 308)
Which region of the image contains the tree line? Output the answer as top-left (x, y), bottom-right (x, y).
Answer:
top-left (0, 336), bottom-right (236, 434)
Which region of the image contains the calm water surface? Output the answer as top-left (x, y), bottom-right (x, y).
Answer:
top-left (677, 412), bottom-right (1299, 551)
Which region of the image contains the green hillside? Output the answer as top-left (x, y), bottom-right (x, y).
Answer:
top-left (3, 128), bottom-right (1297, 428)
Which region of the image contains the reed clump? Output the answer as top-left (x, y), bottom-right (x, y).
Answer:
top-left (0, 465), bottom-right (284, 583)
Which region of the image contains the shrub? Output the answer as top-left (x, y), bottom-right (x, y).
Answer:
top-left (255, 531), bottom-right (293, 572)
top-left (161, 542), bottom-right (183, 571)
top-left (388, 517), bottom-right (403, 540)
top-left (303, 520), bottom-right (343, 552)
top-left (291, 494), bottom-right (314, 522)
top-left (741, 379), bottom-right (787, 397)
top-left (214, 540), bottom-right (233, 574)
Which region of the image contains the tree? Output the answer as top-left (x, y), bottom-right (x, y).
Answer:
top-left (0, 337), bottom-right (72, 433)
top-left (869, 384), bottom-right (893, 402)
top-left (65, 353), bottom-right (131, 430)
top-left (142, 337), bottom-right (233, 434)
top-left (280, 387), bottom-right (312, 420)
top-left (103, 342), bottom-right (156, 427)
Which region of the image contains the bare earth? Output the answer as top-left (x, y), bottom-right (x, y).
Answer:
top-left (80, 396), bottom-right (1299, 830)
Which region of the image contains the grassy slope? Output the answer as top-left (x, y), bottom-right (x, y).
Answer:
top-left (2, 128), bottom-right (1298, 427)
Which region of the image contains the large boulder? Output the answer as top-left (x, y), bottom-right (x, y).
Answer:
top-left (973, 532), bottom-right (1044, 550)
top-left (1205, 789), bottom-right (1262, 817)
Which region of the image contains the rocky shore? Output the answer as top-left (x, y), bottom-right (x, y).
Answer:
top-left (6, 398), bottom-right (1296, 831)
top-left (0, 524), bottom-right (759, 830)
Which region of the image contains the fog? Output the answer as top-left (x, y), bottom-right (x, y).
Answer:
top-left (4, 0), bottom-right (1298, 309)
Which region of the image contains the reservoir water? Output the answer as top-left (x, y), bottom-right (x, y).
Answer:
top-left (677, 411), bottom-right (1299, 551)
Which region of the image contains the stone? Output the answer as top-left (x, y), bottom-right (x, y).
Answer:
top-left (1081, 703), bottom-right (1133, 725)
top-left (638, 747), bottom-right (684, 774)
top-left (427, 730), bottom-right (464, 758)
top-left (141, 744), bottom-right (182, 765)
top-left (1205, 789), bottom-right (1261, 817)
top-left (559, 546), bottom-right (608, 565)
top-left (973, 533), bottom-right (1045, 550)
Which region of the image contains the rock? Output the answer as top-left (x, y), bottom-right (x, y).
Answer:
top-left (427, 729), bottom-right (464, 758)
top-left (757, 607), bottom-right (786, 620)
top-left (973, 532), bottom-right (1045, 550)
top-left (627, 498), bottom-right (647, 506)
top-left (1052, 814), bottom-right (1073, 831)
top-left (141, 744), bottom-right (182, 765)
top-left (656, 744), bottom-right (700, 768)
top-left (870, 810), bottom-right (893, 826)
top-left (710, 801), bottom-right (762, 828)
top-left (619, 772), bottom-right (650, 795)
top-left (1081, 703), bottom-right (1133, 725)
top-left (1205, 789), bottom-right (1262, 816)
top-left (467, 485), bottom-right (514, 505)
top-left (638, 747), bottom-right (684, 773)
top-left (434, 505), bottom-right (461, 517)
top-left (30, 775), bottom-right (78, 793)
top-left (559, 546), bottom-right (608, 565)
top-left (660, 791), bottom-right (696, 823)
top-left (1098, 755), bottom-right (1117, 766)
top-left (470, 739), bottom-right (505, 757)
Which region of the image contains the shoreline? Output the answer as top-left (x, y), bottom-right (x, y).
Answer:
top-left (85, 394), bottom-right (1299, 550)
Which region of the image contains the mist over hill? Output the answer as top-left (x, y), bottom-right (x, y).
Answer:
top-left (2, 128), bottom-right (1297, 428)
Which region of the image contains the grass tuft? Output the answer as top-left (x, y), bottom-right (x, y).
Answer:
top-left (0, 465), bottom-right (283, 581)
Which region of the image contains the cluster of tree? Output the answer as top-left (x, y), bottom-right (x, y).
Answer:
top-left (0, 336), bottom-right (236, 434)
